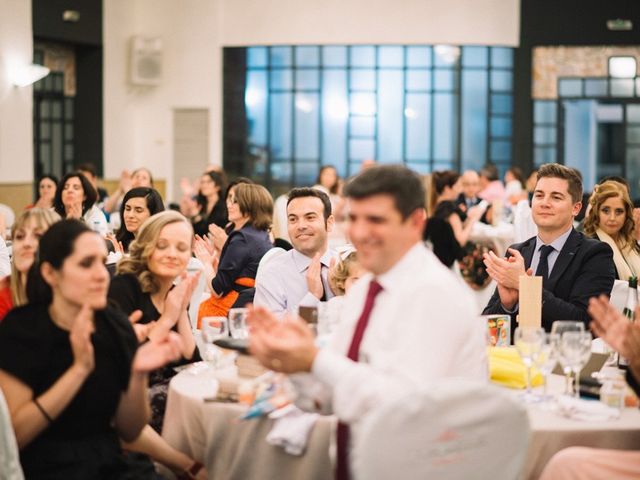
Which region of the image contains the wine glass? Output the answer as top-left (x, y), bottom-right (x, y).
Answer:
top-left (532, 332), bottom-right (560, 401)
top-left (514, 326), bottom-right (545, 402)
top-left (229, 308), bottom-right (249, 340)
top-left (561, 331), bottom-right (592, 398)
top-left (201, 316), bottom-right (229, 367)
top-left (551, 321), bottom-right (585, 394)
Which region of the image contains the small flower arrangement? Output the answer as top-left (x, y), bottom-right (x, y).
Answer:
top-left (459, 242), bottom-right (495, 290)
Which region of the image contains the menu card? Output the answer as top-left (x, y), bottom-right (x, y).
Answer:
top-left (518, 275), bottom-right (542, 327)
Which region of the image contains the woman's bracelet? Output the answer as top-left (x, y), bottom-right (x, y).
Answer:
top-left (33, 397), bottom-right (53, 424)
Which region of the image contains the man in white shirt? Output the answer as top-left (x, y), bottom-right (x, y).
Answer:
top-left (249, 166), bottom-right (487, 480)
top-left (254, 187), bottom-right (338, 316)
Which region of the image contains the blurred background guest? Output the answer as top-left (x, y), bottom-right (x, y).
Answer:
top-left (195, 183), bottom-right (273, 324)
top-left (77, 163), bottom-right (109, 210)
top-left (478, 163), bottom-right (505, 202)
top-left (192, 170), bottom-right (228, 237)
top-left (456, 169), bottom-right (482, 212)
top-left (53, 172), bottom-right (109, 236)
top-left (113, 187), bottom-right (165, 254)
top-left (0, 209), bottom-right (60, 321)
top-left (27, 174), bottom-right (58, 210)
top-left (504, 166), bottom-right (525, 205)
top-left (104, 167), bottom-right (156, 215)
top-left (314, 165), bottom-right (347, 248)
top-left (109, 211), bottom-right (200, 433)
top-left (584, 180), bottom-right (640, 280)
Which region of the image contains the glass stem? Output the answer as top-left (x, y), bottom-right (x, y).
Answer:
top-left (574, 370), bottom-right (580, 399)
top-left (525, 365), bottom-right (532, 395)
top-left (564, 370), bottom-right (571, 395)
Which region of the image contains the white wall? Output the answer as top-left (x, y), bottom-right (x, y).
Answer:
top-left (103, 0), bottom-right (520, 201)
top-left (220, 0), bottom-right (520, 47)
top-left (0, 0), bottom-right (33, 183)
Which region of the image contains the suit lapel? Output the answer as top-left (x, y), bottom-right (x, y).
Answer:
top-left (546, 229), bottom-right (581, 292)
top-left (520, 238), bottom-right (537, 269)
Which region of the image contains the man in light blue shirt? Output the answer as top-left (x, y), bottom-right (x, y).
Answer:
top-left (254, 187), bottom-right (338, 316)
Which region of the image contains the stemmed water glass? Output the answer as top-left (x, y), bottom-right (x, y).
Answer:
top-left (229, 308), bottom-right (249, 340)
top-left (560, 331), bottom-right (592, 398)
top-left (514, 326), bottom-right (545, 402)
top-left (532, 332), bottom-right (560, 401)
top-left (551, 321), bottom-right (585, 394)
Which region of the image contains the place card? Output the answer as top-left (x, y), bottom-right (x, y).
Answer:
top-left (518, 275), bottom-right (542, 328)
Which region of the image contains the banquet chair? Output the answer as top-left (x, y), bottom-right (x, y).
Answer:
top-left (352, 379), bottom-right (530, 480)
top-left (187, 257), bottom-right (208, 330)
top-left (0, 388), bottom-right (24, 480)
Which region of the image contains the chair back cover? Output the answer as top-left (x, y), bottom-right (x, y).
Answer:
top-left (187, 256), bottom-right (207, 329)
top-left (352, 379), bottom-right (530, 480)
top-left (0, 389), bottom-right (24, 480)
top-left (609, 278), bottom-right (636, 313)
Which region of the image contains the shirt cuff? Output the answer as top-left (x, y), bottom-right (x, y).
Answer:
top-left (299, 292), bottom-right (321, 308)
top-left (311, 348), bottom-right (353, 388)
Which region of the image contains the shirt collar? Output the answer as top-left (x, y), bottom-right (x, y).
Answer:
top-left (535, 226), bottom-right (573, 254)
top-left (373, 242), bottom-right (424, 292)
top-left (291, 247), bottom-right (335, 273)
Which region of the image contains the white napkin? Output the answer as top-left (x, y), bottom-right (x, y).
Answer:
top-left (266, 404), bottom-right (319, 455)
top-left (555, 395), bottom-right (620, 422)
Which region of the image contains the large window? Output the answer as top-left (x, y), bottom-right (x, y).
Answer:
top-left (225, 45), bottom-right (514, 191)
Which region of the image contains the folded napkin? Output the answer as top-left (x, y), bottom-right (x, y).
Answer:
top-left (266, 404), bottom-right (319, 455)
top-left (555, 395), bottom-right (620, 422)
top-left (489, 347), bottom-right (543, 389)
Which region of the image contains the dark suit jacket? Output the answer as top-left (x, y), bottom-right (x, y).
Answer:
top-left (482, 228), bottom-right (615, 332)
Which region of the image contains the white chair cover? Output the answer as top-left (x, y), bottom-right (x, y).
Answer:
top-left (513, 199), bottom-right (537, 244)
top-left (187, 257), bottom-right (207, 330)
top-left (609, 279), bottom-right (638, 313)
top-left (352, 379), bottom-right (530, 480)
top-left (0, 389), bottom-right (24, 480)
top-left (0, 204), bottom-right (15, 230)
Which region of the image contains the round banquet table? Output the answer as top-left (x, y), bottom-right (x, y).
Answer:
top-left (162, 367), bottom-right (640, 480)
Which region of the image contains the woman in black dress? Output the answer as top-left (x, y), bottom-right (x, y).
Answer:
top-left (109, 211), bottom-right (201, 432)
top-left (191, 170), bottom-right (228, 237)
top-left (0, 220), bottom-right (183, 479)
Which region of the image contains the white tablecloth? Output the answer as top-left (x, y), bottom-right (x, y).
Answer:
top-left (162, 369), bottom-right (640, 480)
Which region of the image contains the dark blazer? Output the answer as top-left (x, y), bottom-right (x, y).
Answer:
top-left (483, 228), bottom-right (615, 332)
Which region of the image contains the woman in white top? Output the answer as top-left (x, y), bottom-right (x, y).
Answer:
top-left (584, 180), bottom-right (640, 280)
top-left (54, 172), bottom-right (109, 236)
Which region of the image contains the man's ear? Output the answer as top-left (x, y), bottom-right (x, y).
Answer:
top-left (326, 214), bottom-right (335, 233)
top-left (572, 201), bottom-right (582, 217)
top-left (409, 208), bottom-right (426, 230)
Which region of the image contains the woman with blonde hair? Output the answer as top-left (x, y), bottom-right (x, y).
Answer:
top-left (0, 208), bottom-right (61, 321)
top-left (584, 180), bottom-right (640, 280)
top-left (194, 183), bottom-right (273, 325)
top-left (109, 210), bottom-right (200, 433)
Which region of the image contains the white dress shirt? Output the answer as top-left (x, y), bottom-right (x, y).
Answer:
top-left (83, 204), bottom-right (109, 237)
top-left (291, 242), bottom-right (488, 434)
top-left (254, 248), bottom-right (338, 316)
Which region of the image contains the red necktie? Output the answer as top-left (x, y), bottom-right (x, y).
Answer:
top-left (336, 280), bottom-right (383, 480)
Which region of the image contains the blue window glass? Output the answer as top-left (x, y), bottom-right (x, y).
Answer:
top-left (627, 126), bottom-right (640, 143)
top-left (490, 140), bottom-right (511, 161)
top-left (433, 93), bottom-right (457, 160)
top-left (294, 162), bottom-right (318, 185)
top-left (585, 79), bottom-right (608, 97)
top-left (407, 70), bottom-right (431, 91)
top-left (350, 70), bottom-right (376, 91)
top-left (534, 101), bottom-right (557, 124)
top-left (491, 48), bottom-right (513, 68)
top-left (491, 70), bottom-right (513, 92)
top-left (407, 46), bottom-right (432, 67)
top-left (245, 70), bottom-right (268, 145)
top-left (350, 117), bottom-right (375, 137)
top-left (350, 92), bottom-right (377, 116)
top-left (534, 126), bottom-right (556, 145)
top-left (378, 70), bottom-right (403, 162)
top-left (491, 117), bottom-right (512, 138)
top-left (270, 69), bottom-right (293, 90)
top-left (321, 70), bottom-right (347, 175)
top-left (323, 46), bottom-right (347, 67)
top-left (406, 93), bottom-right (431, 161)
top-left (378, 46), bottom-right (404, 67)
top-left (407, 162), bottom-right (431, 174)
top-left (248, 47), bottom-right (268, 67)
top-left (350, 46), bottom-right (376, 67)
top-left (296, 69), bottom-right (319, 90)
top-left (295, 46), bottom-right (319, 67)
top-left (611, 79), bottom-right (634, 97)
top-left (558, 79), bottom-right (582, 97)
top-left (434, 69), bottom-right (456, 91)
top-left (349, 139), bottom-right (375, 161)
top-left (492, 94), bottom-right (513, 115)
top-left (270, 93), bottom-right (292, 159)
top-left (294, 93), bottom-right (319, 159)
top-left (461, 70), bottom-right (488, 170)
top-left (628, 105), bottom-right (640, 122)
top-left (270, 161), bottom-right (292, 185)
top-left (270, 47), bottom-right (292, 67)
top-left (462, 46), bottom-right (488, 68)
top-left (534, 147), bottom-right (556, 166)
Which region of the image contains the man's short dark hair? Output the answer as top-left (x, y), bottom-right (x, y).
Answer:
top-left (479, 164), bottom-right (499, 181)
top-left (76, 163), bottom-right (97, 178)
top-left (536, 163), bottom-right (583, 204)
top-left (286, 187), bottom-right (332, 220)
top-left (343, 165), bottom-right (425, 219)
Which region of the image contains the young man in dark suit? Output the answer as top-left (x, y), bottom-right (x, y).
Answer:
top-left (482, 163), bottom-right (615, 332)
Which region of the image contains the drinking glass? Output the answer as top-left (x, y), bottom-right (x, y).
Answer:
top-left (551, 321), bottom-right (585, 394)
top-left (561, 331), bottom-right (592, 398)
top-left (201, 316), bottom-right (229, 367)
top-left (532, 332), bottom-right (560, 401)
top-left (229, 308), bottom-right (249, 340)
top-left (514, 326), bottom-right (545, 402)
